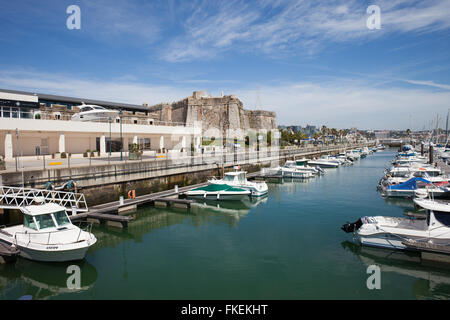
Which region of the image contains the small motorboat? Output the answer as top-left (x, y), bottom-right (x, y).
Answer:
top-left (185, 184), bottom-right (251, 201)
top-left (72, 103), bottom-right (119, 122)
top-left (0, 202), bottom-right (96, 262)
top-left (307, 157), bottom-right (339, 168)
top-left (207, 170), bottom-right (268, 197)
top-left (284, 159), bottom-right (324, 175)
top-left (264, 165), bottom-right (314, 178)
top-left (414, 181), bottom-right (450, 199)
top-left (381, 177), bottom-right (431, 198)
top-left (341, 198), bottom-right (450, 251)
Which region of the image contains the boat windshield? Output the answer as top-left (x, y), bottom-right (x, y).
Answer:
top-left (222, 175), bottom-right (235, 182)
top-left (80, 106), bottom-right (92, 112)
top-left (53, 210), bottom-right (71, 227)
top-left (23, 214), bottom-right (37, 230)
top-left (35, 214), bottom-right (56, 230)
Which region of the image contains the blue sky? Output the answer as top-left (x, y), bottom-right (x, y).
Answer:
top-left (1, 0), bottom-right (450, 130)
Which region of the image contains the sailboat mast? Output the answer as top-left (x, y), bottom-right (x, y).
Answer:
top-left (445, 108), bottom-right (449, 147)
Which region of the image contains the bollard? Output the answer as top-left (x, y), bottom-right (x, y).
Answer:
top-left (71, 206), bottom-right (77, 216)
top-left (429, 145), bottom-right (433, 164)
top-left (119, 196), bottom-right (124, 205)
top-left (175, 185), bottom-right (178, 193)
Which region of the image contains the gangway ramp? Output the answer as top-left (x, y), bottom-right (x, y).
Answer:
top-left (0, 186), bottom-right (88, 212)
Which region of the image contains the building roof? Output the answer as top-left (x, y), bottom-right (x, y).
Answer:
top-left (0, 88), bottom-right (148, 112)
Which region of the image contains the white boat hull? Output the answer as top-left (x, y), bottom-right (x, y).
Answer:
top-left (18, 244), bottom-right (92, 262)
top-left (358, 234), bottom-right (408, 250)
top-left (307, 161), bottom-right (339, 168)
top-left (186, 192), bottom-right (250, 201)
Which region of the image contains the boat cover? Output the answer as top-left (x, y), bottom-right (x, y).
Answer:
top-left (387, 177), bottom-right (431, 190)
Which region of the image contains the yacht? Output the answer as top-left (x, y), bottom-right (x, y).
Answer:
top-left (72, 103), bottom-right (119, 122)
top-left (207, 170), bottom-right (268, 197)
top-left (341, 198), bottom-right (450, 250)
top-left (0, 202), bottom-right (96, 262)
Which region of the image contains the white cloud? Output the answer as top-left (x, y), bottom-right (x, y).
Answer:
top-left (1, 69), bottom-right (448, 130)
top-left (234, 81), bottom-right (450, 130)
top-left (0, 70), bottom-right (190, 105)
top-left (161, 0), bottom-right (450, 62)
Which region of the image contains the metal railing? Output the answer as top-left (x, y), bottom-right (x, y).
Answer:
top-left (0, 186), bottom-right (88, 212)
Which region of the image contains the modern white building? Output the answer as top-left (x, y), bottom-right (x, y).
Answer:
top-left (0, 89), bottom-right (202, 161)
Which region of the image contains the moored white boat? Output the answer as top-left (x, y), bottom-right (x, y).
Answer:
top-left (207, 170), bottom-right (268, 197)
top-left (185, 184), bottom-right (251, 200)
top-left (0, 203), bottom-right (96, 262)
top-left (341, 198), bottom-right (450, 251)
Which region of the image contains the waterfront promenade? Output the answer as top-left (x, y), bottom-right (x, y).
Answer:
top-left (0, 142), bottom-right (374, 189)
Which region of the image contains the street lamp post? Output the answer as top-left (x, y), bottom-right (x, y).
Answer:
top-left (108, 116), bottom-right (112, 156)
top-left (119, 110), bottom-right (123, 161)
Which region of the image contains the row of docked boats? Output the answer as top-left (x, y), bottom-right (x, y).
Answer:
top-left (377, 145), bottom-right (450, 199)
top-left (342, 143), bottom-right (450, 252)
top-left (185, 146), bottom-right (379, 201)
top-left (263, 146), bottom-right (378, 178)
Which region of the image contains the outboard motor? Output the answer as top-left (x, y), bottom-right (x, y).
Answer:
top-left (341, 218), bottom-right (363, 233)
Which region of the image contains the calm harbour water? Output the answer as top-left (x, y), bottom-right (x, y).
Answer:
top-left (2, 150), bottom-right (450, 300)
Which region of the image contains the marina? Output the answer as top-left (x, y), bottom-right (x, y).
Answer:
top-left (2, 148), bottom-right (450, 299)
top-left (2, 1), bottom-right (450, 304)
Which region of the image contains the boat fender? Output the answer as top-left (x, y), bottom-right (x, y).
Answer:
top-left (128, 189), bottom-right (136, 199)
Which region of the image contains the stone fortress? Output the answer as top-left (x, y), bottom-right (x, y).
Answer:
top-left (146, 90), bottom-right (277, 139)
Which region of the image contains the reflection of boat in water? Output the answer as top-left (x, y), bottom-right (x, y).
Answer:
top-left (341, 241), bottom-right (450, 299)
top-left (0, 259), bottom-right (97, 300)
top-left (190, 196), bottom-right (268, 220)
top-left (383, 197), bottom-right (416, 209)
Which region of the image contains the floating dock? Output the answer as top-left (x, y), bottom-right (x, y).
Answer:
top-left (0, 234), bottom-right (20, 264)
top-left (402, 239), bottom-right (450, 264)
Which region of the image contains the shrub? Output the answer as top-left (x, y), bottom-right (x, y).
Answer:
top-left (61, 152), bottom-right (67, 158)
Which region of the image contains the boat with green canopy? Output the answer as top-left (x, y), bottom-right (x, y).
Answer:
top-left (185, 184), bottom-right (251, 201)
